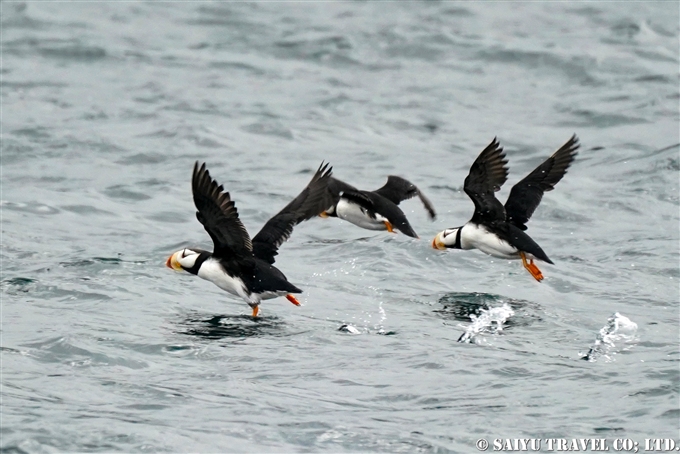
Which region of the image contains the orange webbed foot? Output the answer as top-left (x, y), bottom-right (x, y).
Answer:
top-left (286, 294), bottom-right (301, 306)
top-left (520, 252), bottom-right (544, 282)
top-left (527, 260), bottom-right (544, 282)
top-left (251, 306), bottom-right (260, 317)
top-left (384, 220), bottom-right (395, 233)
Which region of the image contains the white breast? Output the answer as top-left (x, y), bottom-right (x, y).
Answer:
top-left (460, 223), bottom-right (520, 259)
top-left (197, 258), bottom-right (255, 303)
top-left (336, 199), bottom-right (387, 231)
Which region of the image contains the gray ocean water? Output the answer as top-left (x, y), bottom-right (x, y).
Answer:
top-left (2, 2), bottom-right (679, 452)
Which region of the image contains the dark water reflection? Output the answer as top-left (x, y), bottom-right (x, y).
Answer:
top-left (436, 292), bottom-right (542, 326)
top-left (176, 313), bottom-right (287, 340)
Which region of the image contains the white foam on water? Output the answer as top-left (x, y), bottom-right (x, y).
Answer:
top-left (458, 303), bottom-right (515, 344)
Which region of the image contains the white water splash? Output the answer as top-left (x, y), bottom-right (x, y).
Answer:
top-left (458, 303), bottom-right (515, 343)
top-left (374, 300), bottom-right (387, 334)
top-left (581, 312), bottom-right (638, 362)
top-left (338, 324), bottom-right (361, 335)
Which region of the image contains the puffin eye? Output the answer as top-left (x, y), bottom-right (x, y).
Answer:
top-left (181, 249), bottom-right (187, 258)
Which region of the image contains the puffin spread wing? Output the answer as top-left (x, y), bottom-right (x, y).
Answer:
top-left (464, 138), bottom-right (509, 225)
top-left (373, 175), bottom-right (437, 220)
top-left (192, 162), bottom-right (253, 259)
top-left (282, 162), bottom-right (336, 221)
top-left (505, 134), bottom-right (580, 230)
top-left (252, 162), bottom-right (334, 264)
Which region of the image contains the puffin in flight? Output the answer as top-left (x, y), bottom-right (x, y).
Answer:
top-left (167, 161), bottom-right (334, 316)
top-left (432, 135), bottom-right (579, 281)
top-left (320, 176), bottom-right (436, 238)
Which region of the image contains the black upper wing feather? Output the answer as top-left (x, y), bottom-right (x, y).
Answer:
top-left (291, 162), bottom-right (336, 222)
top-left (464, 138), bottom-right (509, 224)
top-left (278, 162), bottom-right (335, 217)
top-left (505, 135), bottom-right (579, 230)
top-left (250, 213), bottom-right (296, 266)
top-left (192, 162), bottom-right (253, 259)
top-left (327, 177), bottom-right (360, 207)
top-left (373, 175), bottom-right (436, 220)
top-left (339, 189), bottom-right (375, 210)
top-left (252, 162), bottom-right (333, 264)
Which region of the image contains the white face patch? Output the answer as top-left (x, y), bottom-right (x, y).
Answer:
top-left (336, 199), bottom-right (387, 231)
top-left (176, 248), bottom-right (200, 269)
top-left (440, 228), bottom-right (460, 247)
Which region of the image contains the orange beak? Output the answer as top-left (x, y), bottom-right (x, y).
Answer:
top-left (166, 253), bottom-right (183, 271)
top-left (432, 236), bottom-right (446, 250)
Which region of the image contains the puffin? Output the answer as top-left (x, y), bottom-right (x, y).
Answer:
top-left (167, 161), bottom-right (334, 316)
top-left (432, 135), bottom-right (579, 281)
top-left (320, 176), bottom-right (436, 238)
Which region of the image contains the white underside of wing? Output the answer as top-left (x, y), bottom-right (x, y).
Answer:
top-left (336, 199), bottom-right (387, 231)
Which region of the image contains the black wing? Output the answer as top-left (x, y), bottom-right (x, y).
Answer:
top-left (373, 175), bottom-right (436, 220)
top-left (505, 134), bottom-right (579, 230)
top-left (252, 162), bottom-right (334, 264)
top-left (340, 189), bottom-right (377, 212)
top-left (464, 138), bottom-right (509, 225)
top-left (327, 177), bottom-right (360, 206)
top-left (192, 162), bottom-right (253, 259)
